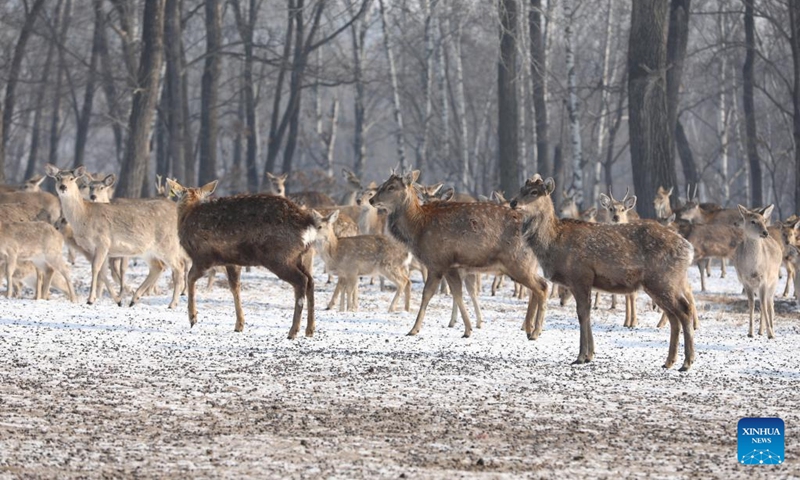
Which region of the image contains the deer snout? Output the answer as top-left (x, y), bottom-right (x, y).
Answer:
top-left (58, 185), bottom-right (67, 192)
top-left (368, 197), bottom-right (376, 206)
top-left (612, 215), bottom-right (620, 223)
top-left (761, 230), bottom-right (769, 238)
top-left (509, 199), bottom-right (518, 209)
top-left (89, 195), bottom-right (96, 201)
top-left (356, 198), bottom-right (362, 206)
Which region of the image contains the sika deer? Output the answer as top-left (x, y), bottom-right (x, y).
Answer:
top-left (600, 190), bottom-right (640, 328)
top-left (778, 217), bottom-right (800, 297)
top-left (265, 172), bottom-right (336, 208)
top-left (45, 165), bottom-right (185, 308)
top-left (0, 190), bottom-right (61, 223)
top-left (0, 221), bottom-right (76, 302)
top-left (0, 174), bottom-right (46, 193)
top-left (654, 186), bottom-right (673, 220)
top-left (370, 170), bottom-right (547, 339)
top-left (734, 205), bottom-right (782, 339)
top-left (167, 179), bottom-right (317, 337)
top-left (313, 210), bottom-right (411, 312)
top-left (340, 168), bottom-right (364, 205)
top-left (510, 175), bottom-right (696, 371)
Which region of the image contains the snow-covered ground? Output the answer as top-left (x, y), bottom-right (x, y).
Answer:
top-left (0, 256), bottom-right (798, 478)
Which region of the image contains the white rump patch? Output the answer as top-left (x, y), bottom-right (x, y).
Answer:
top-left (302, 225), bottom-right (317, 247)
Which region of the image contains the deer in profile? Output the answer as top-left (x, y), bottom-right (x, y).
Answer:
top-left (370, 170), bottom-right (547, 339)
top-left (510, 175), bottom-right (696, 371)
top-left (340, 168), bottom-right (364, 206)
top-left (599, 190), bottom-right (640, 328)
top-left (167, 178), bottom-right (317, 337)
top-left (45, 165), bottom-right (185, 308)
top-left (313, 209), bottom-right (411, 312)
top-left (265, 172), bottom-right (336, 208)
top-left (734, 205), bottom-right (782, 339)
top-left (0, 220), bottom-right (76, 302)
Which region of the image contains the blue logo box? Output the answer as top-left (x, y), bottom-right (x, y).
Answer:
top-left (738, 417), bottom-right (784, 465)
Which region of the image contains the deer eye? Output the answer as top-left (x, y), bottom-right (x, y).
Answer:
top-left (751, 220), bottom-right (756, 225)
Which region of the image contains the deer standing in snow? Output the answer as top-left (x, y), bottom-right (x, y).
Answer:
top-left (510, 175), bottom-right (696, 371)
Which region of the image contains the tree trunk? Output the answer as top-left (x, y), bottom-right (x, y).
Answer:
top-left (350, 7), bottom-right (367, 176)
top-left (417, 0), bottom-right (436, 172)
top-left (665, 0), bottom-right (690, 208)
top-left (379, 0), bottom-right (407, 172)
top-left (163, 0), bottom-right (185, 183)
top-left (264, 0), bottom-right (296, 177)
top-left (231, 0), bottom-right (260, 192)
top-left (628, 0), bottom-right (671, 219)
top-left (675, 119), bottom-right (699, 188)
top-left (198, 0), bottom-right (221, 186)
top-left (24, 15), bottom-right (58, 179)
top-left (529, 0), bottom-right (548, 179)
top-left (498, 0), bottom-right (519, 195)
top-left (744, 0), bottom-right (762, 207)
top-left (438, 15), bottom-right (450, 167)
top-left (593, 0), bottom-right (615, 205)
top-left (97, 0), bottom-right (124, 165)
top-left (1, 0), bottom-right (47, 181)
top-left (718, 42), bottom-right (729, 203)
top-left (156, 78), bottom-right (170, 179)
top-left (790, 0), bottom-right (800, 213)
top-left (181, 38), bottom-right (195, 186)
top-left (74, 0), bottom-right (103, 168)
top-left (48, 0), bottom-right (73, 169)
top-left (116, 0), bottom-right (166, 198)
top-left (564, 0), bottom-right (583, 209)
top-left (455, 19), bottom-right (469, 191)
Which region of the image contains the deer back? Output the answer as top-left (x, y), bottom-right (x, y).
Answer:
top-left (0, 191), bottom-right (60, 223)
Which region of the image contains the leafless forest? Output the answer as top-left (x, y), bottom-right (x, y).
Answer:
top-left (1, 0), bottom-right (800, 214)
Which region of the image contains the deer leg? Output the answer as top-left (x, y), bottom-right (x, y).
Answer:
top-left (167, 259), bottom-right (184, 309)
top-left (271, 261), bottom-right (310, 340)
top-left (5, 255), bottom-right (16, 299)
top-left (573, 285), bottom-right (594, 364)
top-left (720, 258), bottom-right (727, 278)
top-left (745, 288), bottom-right (755, 338)
top-left (302, 255), bottom-right (315, 337)
top-left (328, 280), bottom-right (341, 310)
top-left (465, 273), bottom-right (483, 329)
top-left (491, 275), bottom-right (501, 296)
top-left (129, 260), bottom-right (164, 307)
top-left (385, 268), bottom-right (406, 312)
top-left (40, 266), bottom-right (54, 300)
top-left (758, 286), bottom-right (768, 337)
top-left (697, 261), bottom-right (707, 292)
top-left (766, 286), bottom-right (776, 339)
top-left (783, 262), bottom-right (794, 297)
top-left (53, 258), bottom-right (76, 303)
top-left (88, 247), bottom-right (109, 305)
top-left (187, 263), bottom-right (206, 328)
top-left (445, 270), bottom-right (472, 338)
top-left (223, 266), bottom-right (245, 332)
top-left (593, 291), bottom-right (599, 309)
top-left (610, 294), bottom-right (617, 310)
top-left (448, 297), bottom-right (459, 328)
top-left (408, 273), bottom-right (443, 336)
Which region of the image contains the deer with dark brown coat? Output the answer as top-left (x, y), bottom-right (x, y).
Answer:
top-left (265, 172), bottom-right (336, 208)
top-left (510, 175), bottom-right (696, 371)
top-left (370, 170), bottom-right (547, 339)
top-left (167, 179), bottom-right (317, 338)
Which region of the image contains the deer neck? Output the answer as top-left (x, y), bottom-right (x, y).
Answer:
top-left (58, 190), bottom-right (89, 227)
top-left (317, 229), bottom-right (339, 265)
top-left (386, 192), bottom-right (426, 248)
top-left (522, 198), bottom-right (559, 254)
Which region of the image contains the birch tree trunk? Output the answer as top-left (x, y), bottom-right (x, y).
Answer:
top-left (116, 0), bottom-right (166, 198)
top-left (417, 0), bottom-right (436, 171)
top-left (564, 0), bottom-right (583, 209)
top-left (718, 50), bottom-right (730, 203)
top-left (438, 15), bottom-right (450, 166)
top-left (498, 0), bottom-right (520, 195)
top-left (379, 0), bottom-right (407, 171)
top-left (743, 0), bottom-right (762, 207)
top-left (350, 2), bottom-right (368, 176)
top-left (97, 0), bottom-right (124, 165)
top-left (455, 18), bottom-right (469, 191)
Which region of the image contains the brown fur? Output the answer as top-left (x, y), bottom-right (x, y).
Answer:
top-left (675, 222), bottom-right (741, 292)
top-left (0, 191), bottom-right (60, 223)
top-left (168, 179), bottom-right (317, 338)
top-left (510, 175), bottom-right (696, 371)
top-left (265, 172), bottom-right (336, 208)
top-left (370, 171), bottom-right (547, 339)
top-left (653, 186), bottom-right (673, 220)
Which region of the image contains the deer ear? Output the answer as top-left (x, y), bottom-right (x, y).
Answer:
top-left (440, 187), bottom-right (455, 201)
top-left (402, 170), bottom-right (420, 186)
top-left (200, 180), bottom-right (218, 196)
top-left (327, 209), bottom-right (340, 224)
top-left (44, 164), bottom-right (59, 178)
top-left (103, 174), bottom-right (116, 187)
top-left (667, 187), bottom-right (673, 196)
top-left (543, 177), bottom-right (555, 195)
top-left (667, 213), bottom-right (676, 224)
top-left (737, 204), bottom-right (748, 218)
top-left (762, 204), bottom-right (774, 220)
top-left (624, 195), bottom-right (637, 210)
top-left (279, 173), bottom-right (288, 181)
top-left (266, 172), bottom-right (276, 180)
top-left (311, 209), bottom-right (324, 224)
top-left (429, 182), bottom-right (444, 196)
top-left (74, 166), bottom-right (87, 178)
top-left (166, 178), bottom-right (184, 197)
top-left (599, 193), bottom-right (611, 208)
top-left (31, 175), bottom-right (45, 186)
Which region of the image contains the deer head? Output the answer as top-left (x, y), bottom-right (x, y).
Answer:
top-left (166, 178), bottom-right (218, 207)
top-left (265, 172), bottom-right (288, 196)
top-left (370, 171), bottom-right (419, 213)
top-left (87, 174), bottom-right (116, 203)
top-left (600, 188), bottom-right (637, 223)
top-left (509, 174), bottom-right (555, 211)
top-left (737, 204), bottom-right (773, 239)
top-left (45, 164), bottom-right (88, 197)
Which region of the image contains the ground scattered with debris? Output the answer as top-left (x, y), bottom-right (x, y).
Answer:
top-left (0, 258), bottom-right (798, 478)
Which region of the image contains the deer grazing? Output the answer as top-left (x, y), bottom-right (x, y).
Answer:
top-left (370, 170), bottom-right (547, 339)
top-left (734, 205), bottom-right (783, 339)
top-left (0, 221), bottom-right (76, 302)
top-left (510, 175), bottom-right (696, 371)
top-left (167, 179), bottom-right (317, 337)
top-left (45, 165), bottom-right (185, 308)
top-left (265, 172), bottom-right (336, 208)
top-left (313, 209), bottom-right (411, 312)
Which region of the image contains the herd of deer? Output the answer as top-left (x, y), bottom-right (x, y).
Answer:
top-left (0, 164), bottom-right (794, 373)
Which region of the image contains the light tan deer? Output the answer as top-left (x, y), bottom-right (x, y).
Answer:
top-left (265, 172), bottom-right (336, 208)
top-left (370, 170), bottom-right (547, 339)
top-left (653, 186), bottom-right (673, 220)
top-left (313, 210), bottom-right (411, 312)
top-left (0, 190), bottom-right (61, 224)
top-left (670, 221), bottom-right (741, 292)
top-left (734, 205), bottom-right (782, 339)
top-left (45, 165), bottom-right (185, 308)
top-left (167, 178), bottom-right (317, 337)
top-left (0, 174), bottom-right (46, 193)
top-left (340, 168), bottom-right (363, 205)
top-left (510, 175), bottom-right (696, 371)
top-left (0, 221), bottom-right (76, 302)
top-left (0, 259), bottom-right (73, 299)
top-left (778, 217), bottom-right (800, 297)
top-left (53, 216), bottom-right (116, 301)
top-left (600, 190), bottom-right (640, 328)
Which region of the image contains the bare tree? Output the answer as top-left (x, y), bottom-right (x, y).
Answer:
top-left (231, 0), bottom-right (261, 191)
top-left (790, 0), bottom-right (800, 213)
top-left (48, 0), bottom-right (73, 168)
top-left (116, 0), bottom-right (166, 198)
top-left (379, 0), bottom-right (407, 171)
top-left (564, 0), bottom-right (583, 209)
top-left (498, 0), bottom-right (519, 195)
top-left (743, 0), bottom-right (762, 206)
top-left (529, 0), bottom-right (549, 179)
top-left (198, 0), bottom-right (222, 186)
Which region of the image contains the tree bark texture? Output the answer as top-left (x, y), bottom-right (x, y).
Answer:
top-left (564, 0), bottom-right (583, 209)
top-left (498, 0), bottom-right (520, 196)
top-left (789, 0), bottom-right (800, 212)
top-left (379, 0), bottom-right (407, 172)
top-left (73, 0), bottom-right (104, 169)
top-left (665, 0), bottom-right (690, 208)
top-left (198, 0), bottom-right (221, 186)
top-left (529, 0), bottom-right (548, 179)
top-left (164, 0), bottom-right (186, 183)
top-left (744, 0), bottom-right (762, 207)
